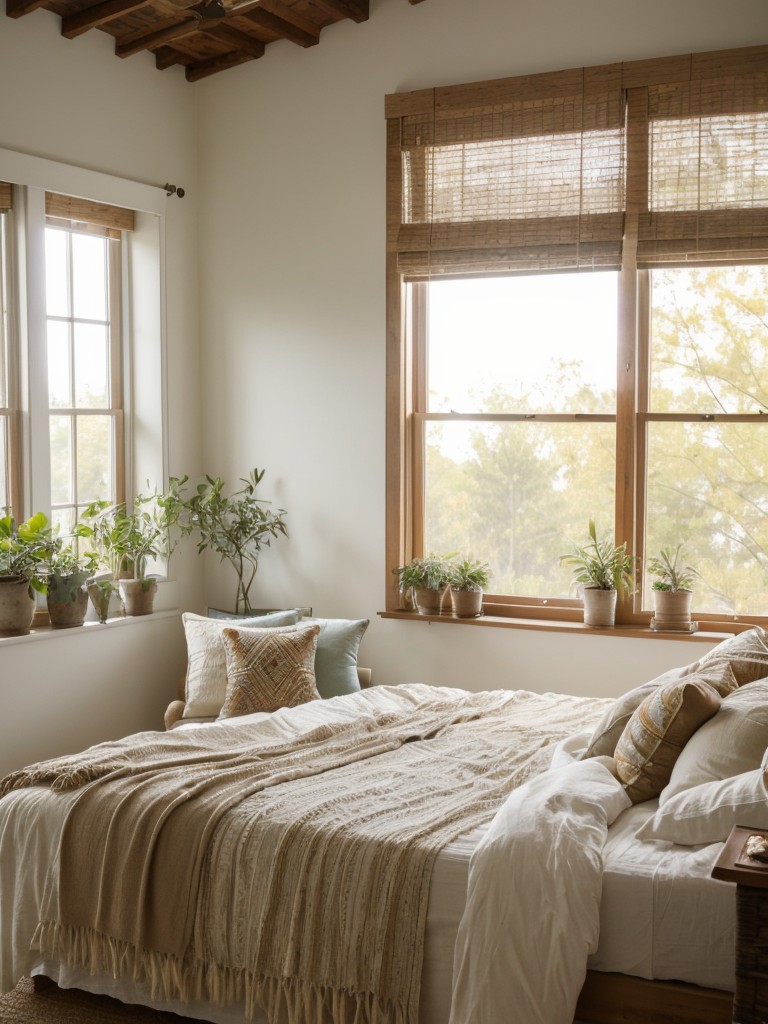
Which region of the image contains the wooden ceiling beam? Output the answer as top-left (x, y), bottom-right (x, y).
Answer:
top-left (262, 0), bottom-right (326, 34)
top-left (115, 16), bottom-right (201, 56)
top-left (308, 0), bottom-right (368, 23)
top-left (154, 45), bottom-right (185, 69)
top-left (61, 0), bottom-right (154, 39)
top-left (6, 0), bottom-right (49, 18)
top-left (186, 49), bottom-right (254, 80)
top-left (202, 22), bottom-right (265, 57)
top-left (241, 6), bottom-right (318, 46)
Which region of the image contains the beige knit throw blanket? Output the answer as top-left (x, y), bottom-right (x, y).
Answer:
top-left (1, 684), bottom-right (607, 1024)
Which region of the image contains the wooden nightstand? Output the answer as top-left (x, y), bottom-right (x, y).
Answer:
top-left (712, 826), bottom-right (768, 1024)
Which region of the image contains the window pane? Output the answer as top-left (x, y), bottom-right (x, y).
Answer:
top-left (72, 233), bottom-right (107, 321)
top-left (646, 421), bottom-right (768, 616)
top-left (650, 267), bottom-right (768, 414)
top-left (424, 420), bottom-right (616, 598)
top-left (45, 228), bottom-right (69, 318)
top-left (74, 323), bottom-right (109, 407)
top-left (50, 415), bottom-right (72, 505)
top-left (76, 415), bottom-right (113, 503)
top-left (48, 320), bottom-right (72, 408)
top-left (427, 274), bottom-right (617, 414)
top-left (51, 507), bottom-right (75, 537)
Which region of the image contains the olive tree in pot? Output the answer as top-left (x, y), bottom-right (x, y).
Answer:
top-left (647, 545), bottom-right (698, 632)
top-left (181, 469), bottom-right (288, 616)
top-left (0, 512), bottom-right (53, 636)
top-left (448, 558), bottom-right (491, 618)
top-left (560, 520), bottom-right (635, 627)
top-left (393, 556), bottom-right (452, 615)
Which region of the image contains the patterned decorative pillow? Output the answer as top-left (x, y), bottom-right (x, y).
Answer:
top-left (181, 610), bottom-right (301, 718)
top-left (696, 626), bottom-right (768, 686)
top-left (582, 662), bottom-right (737, 759)
top-left (614, 674), bottom-right (722, 804)
top-left (218, 624), bottom-right (321, 719)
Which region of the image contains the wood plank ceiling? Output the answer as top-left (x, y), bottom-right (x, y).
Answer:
top-left (6, 0), bottom-right (426, 81)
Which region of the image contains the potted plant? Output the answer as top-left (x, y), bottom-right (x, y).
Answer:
top-left (393, 555), bottom-right (452, 615)
top-left (647, 544), bottom-right (697, 632)
top-left (180, 468), bottom-right (288, 616)
top-left (448, 557), bottom-right (491, 618)
top-left (560, 520), bottom-right (635, 627)
top-left (0, 511), bottom-right (53, 636)
top-left (78, 480), bottom-right (186, 617)
top-left (45, 540), bottom-right (98, 629)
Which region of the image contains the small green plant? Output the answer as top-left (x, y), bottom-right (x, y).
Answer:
top-left (448, 557), bottom-right (491, 592)
top-left (45, 538), bottom-right (99, 603)
top-left (181, 469), bottom-right (288, 615)
top-left (78, 479), bottom-right (187, 582)
top-left (393, 555), bottom-right (453, 592)
top-left (560, 520), bottom-right (635, 593)
top-left (0, 511), bottom-right (54, 595)
top-left (647, 545), bottom-right (697, 592)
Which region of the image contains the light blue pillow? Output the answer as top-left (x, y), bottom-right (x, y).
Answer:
top-left (304, 617), bottom-right (369, 698)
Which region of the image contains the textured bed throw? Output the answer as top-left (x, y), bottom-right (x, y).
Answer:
top-left (1, 684), bottom-right (607, 1024)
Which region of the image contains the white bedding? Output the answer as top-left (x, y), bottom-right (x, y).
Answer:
top-left (0, 707), bottom-right (738, 1024)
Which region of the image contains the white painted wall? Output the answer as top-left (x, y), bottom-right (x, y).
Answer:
top-left (194, 0), bottom-right (768, 694)
top-left (0, 13), bottom-right (203, 769)
top-left (0, 0), bottom-right (767, 773)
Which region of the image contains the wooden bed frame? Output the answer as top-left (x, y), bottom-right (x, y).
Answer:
top-left (575, 971), bottom-right (733, 1024)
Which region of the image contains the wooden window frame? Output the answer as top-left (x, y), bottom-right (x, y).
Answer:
top-left (385, 46), bottom-right (768, 635)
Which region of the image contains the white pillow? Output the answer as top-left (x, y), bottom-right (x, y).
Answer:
top-left (660, 677), bottom-right (768, 805)
top-left (637, 764), bottom-right (768, 845)
top-left (182, 610), bottom-right (300, 717)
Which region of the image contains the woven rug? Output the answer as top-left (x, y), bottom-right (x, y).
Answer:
top-left (0, 978), bottom-right (207, 1023)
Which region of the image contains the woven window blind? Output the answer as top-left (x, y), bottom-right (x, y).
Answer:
top-left (0, 183), bottom-right (11, 214)
top-left (45, 192), bottom-right (134, 238)
top-left (387, 46), bottom-right (768, 278)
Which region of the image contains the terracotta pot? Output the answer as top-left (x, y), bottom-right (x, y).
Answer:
top-left (46, 572), bottom-right (89, 629)
top-left (582, 587), bottom-right (617, 627)
top-left (413, 586), bottom-right (447, 615)
top-left (652, 589), bottom-right (693, 631)
top-left (450, 588), bottom-right (483, 618)
top-left (0, 576), bottom-right (36, 636)
top-left (118, 578), bottom-right (158, 616)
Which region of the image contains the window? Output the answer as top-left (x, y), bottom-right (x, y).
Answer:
top-left (0, 148), bottom-right (167, 549)
top-left (385, 46), bottom-right (768, 629)
top-left (45, 217), bottom-right (124, 535)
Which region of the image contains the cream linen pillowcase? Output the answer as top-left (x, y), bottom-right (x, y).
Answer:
top-left (182, 610), bottom-right (300, 718)
top-left (636, 760), bottom-right (768, 845)
top-left (218, 624), bottom-right (321, 718)
top-left (660, 677), bottom-right (768, 804)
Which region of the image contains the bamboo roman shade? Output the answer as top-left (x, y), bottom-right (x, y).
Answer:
top-left (45, 192), bottom-right (135, 238)
top-left (0, 183), bottom-right (11, 214)
top-left (386, 45), bottom-right (768, 279)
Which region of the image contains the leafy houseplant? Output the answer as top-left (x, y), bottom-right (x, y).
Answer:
top-left (78, 480), bottom-right (187, 617)
top-left (0, 512), bottom-right (54, 635)
top-left (181, 469), bottom-right (288, 616)
top-left (45, 542), bottom-right (99, 629)
top-left (647, 544), bottom-right (697, 632)
top-left (560, 520), bottom-right (635, 627)
top-left (448, 558), bottom-right (491, 618)
top-left (393, 555), bottom-right (453, 615)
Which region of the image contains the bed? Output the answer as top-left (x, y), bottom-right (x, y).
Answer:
top-left (2, 615), bottom-right (768, 1024)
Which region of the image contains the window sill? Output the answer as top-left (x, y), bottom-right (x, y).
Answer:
top-left (378, 609), bottom-right (734, 643)
top-left (0, 609), bottom-right (181, 648)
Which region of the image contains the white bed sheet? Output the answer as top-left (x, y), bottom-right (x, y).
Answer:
top-left (0, 729), bottom-right (737, 1023)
